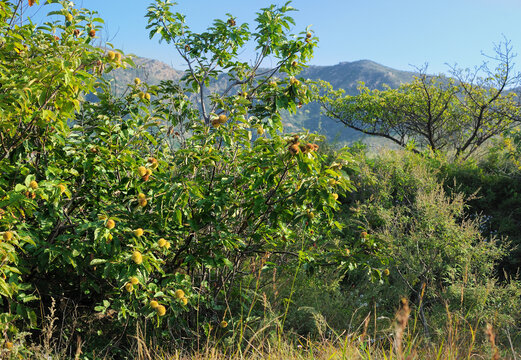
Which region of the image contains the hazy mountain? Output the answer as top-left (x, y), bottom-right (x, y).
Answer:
top-left (301, 60), bottom-right (415, 93)
top-left (286, 60), bottom-right (416, 144)
top-left (105, 56), bottom-right (417, 144)
top-left (105, 57), bottom-right (183, 96)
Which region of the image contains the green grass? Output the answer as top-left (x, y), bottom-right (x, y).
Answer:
top-left (4, 298), bottom-right (517, 360)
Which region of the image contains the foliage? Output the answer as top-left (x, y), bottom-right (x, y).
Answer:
top-left (437, 141), bottom-right (521, 276)
top-left (335, 150), bottom-right (521, 332)
top-left (499, 125), bottom-right (521, 171)
top-left (234, 148), bottom-right (521, 345)
top-left (145, 0), bottom-right (318, 126)
top-left (107, 57), bottom-right (418, 146)
top-left (0, 0), bottom-right (118, 314)
top-left (319, 39), bottom-right (521, 159)
top-left (0, 0), bottom-right (359, 356)
top-left (3, 1), bottom-right (521, 358)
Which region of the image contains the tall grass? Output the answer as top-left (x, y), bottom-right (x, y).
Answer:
top-left (5, 291), bottom-right (517, 360)
top-left (119, 303), bottom-right (518, 360)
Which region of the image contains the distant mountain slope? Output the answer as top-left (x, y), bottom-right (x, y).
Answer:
top-left (105, 56), bottom-right (417, 144)
top-left (105, 57), bottom-right (183, 95)
top-left (302, 60), bottom-right (416, 93)
top-left (285, 60), bottom-right (416, 143)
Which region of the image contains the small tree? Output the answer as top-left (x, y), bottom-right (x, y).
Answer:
top-left (320, 39), bottom-right (521, 159)
top-left (1, 0), bottom-right (360, 355)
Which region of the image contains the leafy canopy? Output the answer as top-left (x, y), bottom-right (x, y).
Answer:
top-left (0, 0), bottom-right (360, 355)
top-left (320, 39), bottom-right (521, 159)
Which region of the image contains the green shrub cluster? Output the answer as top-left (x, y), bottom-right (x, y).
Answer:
top-left (276, 150), bottom-right (521, 345)
top-left (0, 0), bottom-right (359, 357)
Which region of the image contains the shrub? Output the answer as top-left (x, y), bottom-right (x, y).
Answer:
top-left (438, 141), bottom-right (521, 277)
top-left (334, 150), bottom-right (521, 335)
top-left (0, 0), bottom-right (357, 355)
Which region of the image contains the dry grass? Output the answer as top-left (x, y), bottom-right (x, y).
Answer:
top-left (115, 305), bottom-right (518, 360)
top-left (124, 328), bottom-right (516, 360)
top-left (4, 295), bottom-right (519, 360)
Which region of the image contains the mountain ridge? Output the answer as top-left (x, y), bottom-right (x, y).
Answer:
top-left (107, 55), bottom-right (418, 144)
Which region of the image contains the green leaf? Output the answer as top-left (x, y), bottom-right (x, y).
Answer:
top-left (175, 209), bottom-right (182, 225)
top-left (143, 131), bottom-right (158, 146)
top-left (0, 280), bottom-right (12, 297)
top-left (90, 259), bottom-right (108, 266)
top-left (28, 309), bottom-right (37, 327)
top-left (14, 184), bottom-right (26, 192)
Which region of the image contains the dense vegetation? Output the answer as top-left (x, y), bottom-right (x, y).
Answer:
top-left (320, 43), bottom-right (521, 159)
top-left (1, 1), bottom-right (521, 359)
top-left (106, 58), bottom-right (417, 144)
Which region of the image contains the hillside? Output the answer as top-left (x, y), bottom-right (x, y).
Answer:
top-left (286, 60), bottom-right (416, 144)
top-left (105, 57), bottom-right (184, 96)
top-left (105, 56), bottom-right (417, 144)
top-left (301, 60), bottom-right (415, 92)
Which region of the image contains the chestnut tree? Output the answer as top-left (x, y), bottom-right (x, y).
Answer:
top-left (0, 0), bottom-right (367, 355)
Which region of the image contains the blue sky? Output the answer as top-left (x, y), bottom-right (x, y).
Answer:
top-left (31, 0), bottom-right (521, 75)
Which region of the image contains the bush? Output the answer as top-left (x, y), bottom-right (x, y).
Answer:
top-left (438, 142), bottom-right (521, 277)
top-left (332, 150), bottom-right (521, 337)
top-left (0, 0), bottom-right (358, 356)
